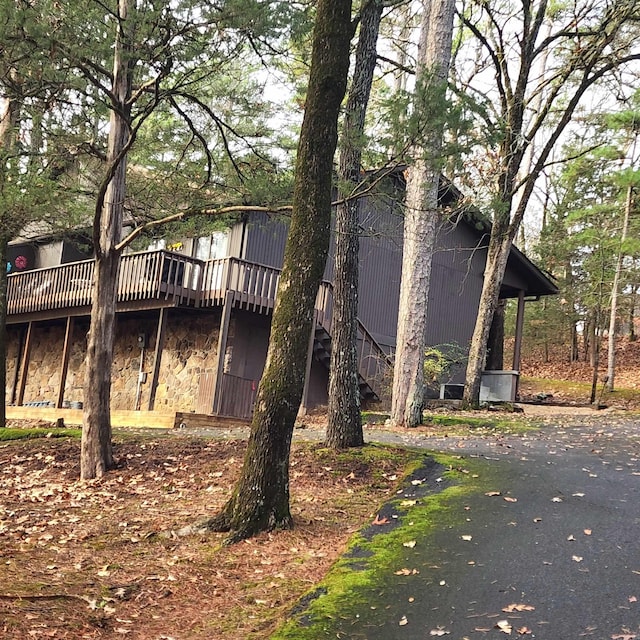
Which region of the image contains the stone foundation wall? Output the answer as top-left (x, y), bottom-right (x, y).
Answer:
top-left (5, 310), bottom-right (221, 413)
top-left (144, 312), bottom-right (221, 412)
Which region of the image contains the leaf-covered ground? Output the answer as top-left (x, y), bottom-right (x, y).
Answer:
top-left (518, 336), bottom-right (640, 408)
top-left (0, 433), bottom-right (422, 639)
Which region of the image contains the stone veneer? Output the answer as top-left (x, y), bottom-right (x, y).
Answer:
top-left (5, 310), bottom-right (222, 413)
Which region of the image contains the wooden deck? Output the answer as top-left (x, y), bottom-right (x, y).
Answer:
top-left (6, 406), bottom-right (252, 430)
top-left (7, 251), bottom-right (393, 416)
top-left (7, 252), bottom-right (289, 321)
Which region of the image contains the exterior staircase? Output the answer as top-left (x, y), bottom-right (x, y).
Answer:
top-left (312, 320), bottom-right (393, 406)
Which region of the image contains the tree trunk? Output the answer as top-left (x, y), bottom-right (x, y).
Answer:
top-left (391, 0), bottom-right (456, 428)
top-left (586, 311), bottom-right (596, 367)
top-left (392, 164), bottom-right (439, 426)
top-left (463, 229), bottom-right (512, 405)
top-left (326, 0), bottom-right (382, 449)
top-left (485, 298), bottom-right (505, 370)
top-left (590, 316), bottom-right (601, 404)
top-left (0, 236), bottom-right (7, 427)
top-left (606, 184), bottom-right (632, 391)
top-left (0, 93), bottom-right (21, 428)
top-left (201, 0), bottom-right (353, 542)
top-left (81, 0), bottom-right (132, 479)
top-left (630, 284), bottom-right (637, 342)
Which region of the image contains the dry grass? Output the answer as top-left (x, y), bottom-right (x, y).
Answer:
top-left (0, 431), bottom-right (419, 640)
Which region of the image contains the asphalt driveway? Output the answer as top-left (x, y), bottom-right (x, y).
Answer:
top-left (280, 413), bottom-right (640, 639)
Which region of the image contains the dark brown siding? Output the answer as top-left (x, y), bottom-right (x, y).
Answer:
top-left (241, 212), bottom-right (288, 267)
top-left (349, 196), bottom-right (404, 349)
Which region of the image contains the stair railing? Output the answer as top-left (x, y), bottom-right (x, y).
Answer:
top-left (315, 281), bottom-right (394, 402)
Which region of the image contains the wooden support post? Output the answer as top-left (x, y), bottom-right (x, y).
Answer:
top-left (9, 325), bottom-right (26, 405)
top-left (147, 307), bottom-right (168, 411)
top-left (299, 314), bottom-right (318, 417)
top-left (512, 289), bottom-right (526, 372)
top-left (212, 291), bottom-right (233, 415)
top-left (56, 316), bottom-right (74, 408)
top-left (16, 321), bottom-right (34, 406)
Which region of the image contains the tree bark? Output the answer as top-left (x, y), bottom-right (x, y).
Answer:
top-left (391, 0), bottom-right (455, 428)
top-left (202, 0), bottom-right (353, 542)
top-left (0, 236), bottom-right (7, 428)
top-left (486, 298), bottom-right (505, 370)
top-left (81, 0), bottom-right (133, 479)
top-left (326, 0), bottom-right (383, 450)
top-left (0, 93), bottom-right (21, 428)
top-left (606, 184), bottom-right (633, 391)
top-left (463, 229), bottom-right (513, 404)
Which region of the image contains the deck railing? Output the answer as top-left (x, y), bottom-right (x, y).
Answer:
top-left (199, 257), bottom-right (281, 313)
top-left (6, 250), bottom-right (206, 316)
top-left (314, 281), bottom-right (393, 402)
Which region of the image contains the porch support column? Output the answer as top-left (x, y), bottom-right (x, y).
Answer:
top-left (299, 313), bottom-right (317, 416)
top-left (16, 321), bottom-right (34, 406)
top-left (56, 316), bottom-right (75, 408)
top-left (512, 289), bottom-right (526, 372)
top-left (9, 325), bottom-right (26, 405)
top-left (212, 291), bottom-right (233, 415)
top-left (147, 307), bottom-right (168, 411)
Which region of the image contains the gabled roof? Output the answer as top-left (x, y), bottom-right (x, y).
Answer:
top-left (436, 174), bottom-right (559, 298)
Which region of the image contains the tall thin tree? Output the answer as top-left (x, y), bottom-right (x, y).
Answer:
top-left (391, 0), bottom-right (456, 427)
top-left (81, 0), bottom-right (133, 478)
top-left (459, 0), bottom-right (640, 405)
top-left (326, 0), bottom-right (384, 449)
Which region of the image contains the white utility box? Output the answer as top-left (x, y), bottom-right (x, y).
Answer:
top-left (479, 370), bottom-right (519, 403)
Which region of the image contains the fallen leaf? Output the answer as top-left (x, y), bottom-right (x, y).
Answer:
top-left (496, 620), bottom-right (512, 634)
top-left (401, 500), bottom-right (417, 507)
top-left (517, 627), bottom-right (532, 635)
top-left (572, 555), bottom-right (583, 562)
top-left (611, 635), bottom-right (636, 640)
top-left (502, 603), bottom-right (535, 612)
top-left (503, 496), bottom-right (518, 503)
top-left (552, 497), bottom-right (563, 503)
top-left (372, 514), bottom-right (389, 526)
top-left (403, 540), bottom-right (416, 548)
top-left (461, 535), bottom-right (473, 541)
top-left (485, 491), bottom-right (502, 496)
top-left (429, 627), bottom-right (450, 636)
top-left (584, 529), bottom-right (592, 535)
top-left (567, 534), bottom-right (575, 541)
top-left (394, 568), bottom-right (419, 576)
top-left (399, 615), bottom-right (408, 626)
top-left (629, 596), bottom-right (637, 603)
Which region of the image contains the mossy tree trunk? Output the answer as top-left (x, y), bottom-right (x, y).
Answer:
top-left (204, 0), bottom-right (354, 542)
top-left (326, 0), bottom-right (383, 450)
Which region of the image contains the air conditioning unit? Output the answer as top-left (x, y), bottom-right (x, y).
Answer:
top-left (479, 370), bottom-right (519, 403)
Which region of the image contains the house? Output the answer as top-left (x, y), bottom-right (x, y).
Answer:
top-left (4, 174), bottom-right (558, 425)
